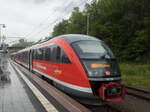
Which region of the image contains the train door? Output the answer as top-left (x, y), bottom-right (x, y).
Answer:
top-left (29, 50), bottom-right (33, 72)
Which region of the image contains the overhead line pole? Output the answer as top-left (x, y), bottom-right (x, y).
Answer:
top-left (87, 14), bottom-right (90, 35)
top-left (0, 24), bottom-right (6, 44)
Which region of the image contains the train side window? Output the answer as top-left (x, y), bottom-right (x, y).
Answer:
top-left (25, 51), bottom-right (27, 63)
top-left (24, 52), bottom-right (26, 63)
top-left (42, 47), bottom-right (49, 61)
top-left (37, 48), bottom-right (42, 60)
top-left (52, 45), bottom-right (62, 63)
top-left (41, 48), bottom-right (44, 60)
top-left (56, 47), bottom-right (61, 62)
top-left (35, 49), bottom-right (38, 60)
top-left (51, 45), bottom-right (57, 62)
top-left (45, 47), bottom-right (51, 61)
top-left (55, 45), bottom-right (71, 64)
top-left (42, 47), bottom-right (45, 60)
top-left (33, 49), bottom-right (36, 60)
top-left (35, 49), bottom-right (38, 59)
top-left (43, 44), bottom-right (71, 64)
top-left (32, 49), bottom-right (35, 59)
top-left (26, 52), bottom-right (28, 62)
top-left (61, 49), bottom-right (71, 64)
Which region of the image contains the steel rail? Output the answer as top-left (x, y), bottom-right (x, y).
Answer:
top-left (126, 86), bottom-right (150, 101)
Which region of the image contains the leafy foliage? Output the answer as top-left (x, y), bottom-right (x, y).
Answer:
top-left (52, 20), bottom-right (69, 36)
top-left (52, 0), bottom-right (150, 63)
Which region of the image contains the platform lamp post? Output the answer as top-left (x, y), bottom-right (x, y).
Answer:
top-left (0, 24), bottom-right (6, 44)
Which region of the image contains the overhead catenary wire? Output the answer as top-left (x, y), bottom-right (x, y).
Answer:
top-left (23, 8), bottom-right (58, 39)
top-left (7, 0), bottom-right (91, 45)
top-left (24, 0), bottom-right (91, 40)
top-left (24, 0), bottom-right (75, 39)
top-left (6, 0), bottom-right (74, 45)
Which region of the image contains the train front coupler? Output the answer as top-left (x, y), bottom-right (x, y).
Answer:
top-left (98, 82), bottom-right (126, 102)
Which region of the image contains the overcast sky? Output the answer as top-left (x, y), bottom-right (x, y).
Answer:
top-left (0, 0), bottom-right (91, 44)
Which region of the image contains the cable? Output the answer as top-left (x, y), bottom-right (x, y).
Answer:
top-left (6, 0), bottom-right (91, 45)
top-left (26, 0), bottom-right (90, 40)
top-left (24, 0), bottom-right (74, 39)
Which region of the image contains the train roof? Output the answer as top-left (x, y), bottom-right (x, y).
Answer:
top-left (14, 34), bottom-right (101, 53)
top-left (57, 34), bottom-right (100, 44)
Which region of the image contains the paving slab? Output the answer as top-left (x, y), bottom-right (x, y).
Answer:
top-left (0, 60), bottom-right (37, 112)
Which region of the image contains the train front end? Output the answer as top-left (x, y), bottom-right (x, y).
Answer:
top-left (72, 40), bottom-right (126, 102)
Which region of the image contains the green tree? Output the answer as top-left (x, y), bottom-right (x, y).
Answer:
top-left (51, 0), bottom-right (150, 63)
top-left (52, 20), bottom-right (69, 36)
top-left (66, 7), bottom-right (87, 34)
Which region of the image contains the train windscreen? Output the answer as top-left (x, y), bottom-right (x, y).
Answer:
top-left (72, 40), bottom-right (115, 59)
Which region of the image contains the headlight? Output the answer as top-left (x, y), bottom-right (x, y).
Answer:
top-left (105, 71), bottom-right (111, 76)
top-left (88, 70), bottom-right (111, 77)
top-left (88, 70), bottom-right (103, 77)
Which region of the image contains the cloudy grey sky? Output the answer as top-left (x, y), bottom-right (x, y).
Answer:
top-left (0, 0), bottom-right (91, 44)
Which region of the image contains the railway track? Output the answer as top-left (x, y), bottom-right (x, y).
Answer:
top-left (85, 104), bottom-right (121, 112)
top-left (88, 86), bottom-right (150, 112)
top-left (89, 86), bottom-right (150, 112)
top-left (126, 86), bottom-right (150, 101)
top-left (106, 104), bottom-right (122, 112)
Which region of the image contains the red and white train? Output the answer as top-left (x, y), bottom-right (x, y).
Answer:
top-left (11, 34), bottom-right (126, 105)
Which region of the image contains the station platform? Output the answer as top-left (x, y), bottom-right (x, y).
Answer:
top-left (0, 62), bottom-right (38, 112)
top-left (0, 55), bottom-right (90, 112)
top-left (0, 57), bottom-right (57, 112)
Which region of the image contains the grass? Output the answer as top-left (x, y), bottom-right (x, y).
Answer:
top-left (119, 63), bottom-right (150, 89)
